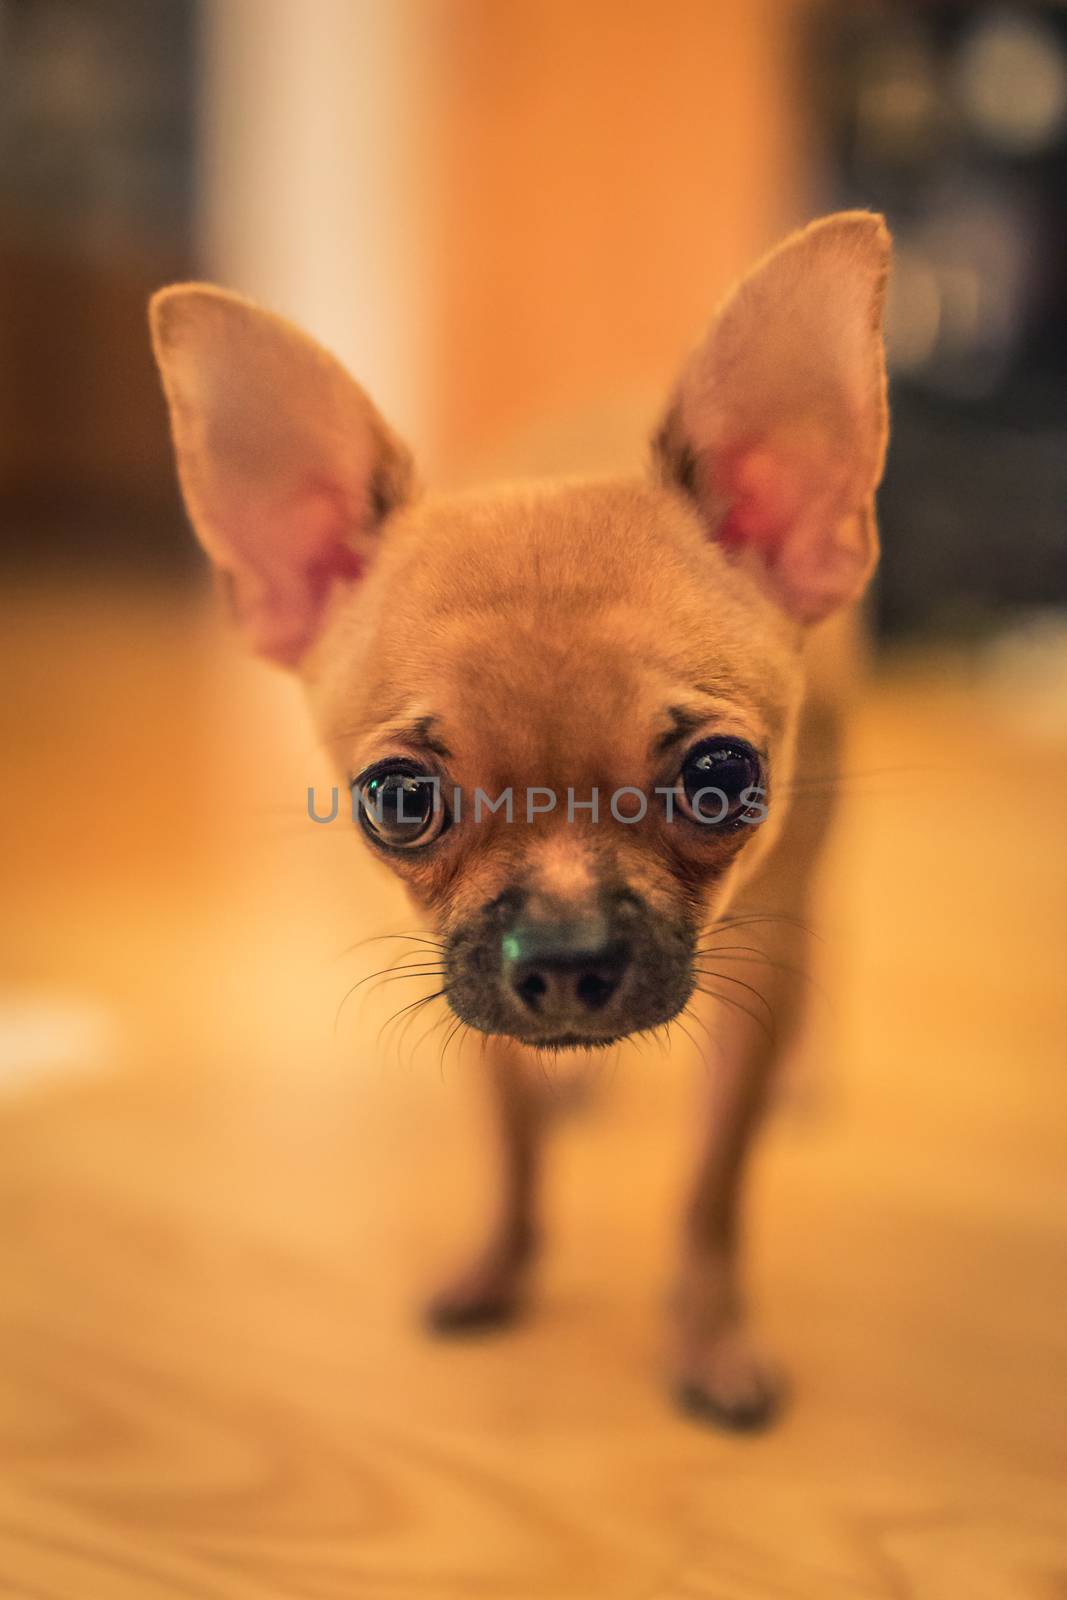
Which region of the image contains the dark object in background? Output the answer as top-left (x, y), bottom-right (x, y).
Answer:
top-left (0, 0), bottom-right (198, 571)
top-left (814, 1), bottom-right (1067, 639)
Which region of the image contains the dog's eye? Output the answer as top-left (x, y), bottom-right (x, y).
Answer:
top-left (354, 763), bottom-right (447, 849)
top-left (676, 738), bottom-right (764, 827)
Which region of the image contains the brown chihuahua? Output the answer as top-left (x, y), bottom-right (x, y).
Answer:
top-left (150, 213), bottom-right (890, 1429)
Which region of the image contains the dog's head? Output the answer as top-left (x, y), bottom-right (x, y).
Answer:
top-left (151, 214), bottom-right (889, 1048)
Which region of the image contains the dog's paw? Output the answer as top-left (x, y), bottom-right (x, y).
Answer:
top-left (673, 1328), bottom-right (784, 1432)
top-left (422, 1256), bottom-right (526, 1337)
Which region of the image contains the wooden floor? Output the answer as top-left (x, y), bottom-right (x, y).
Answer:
top-left (1, 583), bottom-right (1065, 1599)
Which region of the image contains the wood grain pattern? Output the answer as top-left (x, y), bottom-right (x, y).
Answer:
top-left (1, 588), bottom-right (1065, 1598)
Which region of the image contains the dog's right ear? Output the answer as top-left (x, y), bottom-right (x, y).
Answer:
top-left (149, 286), bottom-right (416, 667)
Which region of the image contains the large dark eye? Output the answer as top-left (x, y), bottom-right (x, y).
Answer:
top-left (676, 738), bottom-right (765, 828)
top-left (354, 762), bottom-right (448, 849)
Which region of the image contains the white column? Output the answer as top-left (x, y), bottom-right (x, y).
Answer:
top-left (196, 0), bottom-right (431, 444)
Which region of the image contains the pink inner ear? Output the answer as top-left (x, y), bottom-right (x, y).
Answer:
top-left (224, 480), bottom-right (365, 666)
top-left (716, 446), bottom-right (806, 555)
top-left (711, 436), bottom-right (875, 624)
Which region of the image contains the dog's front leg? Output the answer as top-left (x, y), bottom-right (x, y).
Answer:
top-left (673, 916), bottom-right (811, 1430)
top-left (425, 1036), bottom-right (542, 1332)
top-left (674, 1011), bottom-right (780, 1429)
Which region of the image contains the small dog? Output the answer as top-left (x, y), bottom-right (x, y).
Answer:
top-left (150, 213), bottom-right (890, 1429)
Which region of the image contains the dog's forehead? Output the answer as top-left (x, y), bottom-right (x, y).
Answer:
top-left (316, 476), bottom-right (797, 759)
top-left (428, 618), bottom-right (696, 781)
top-left (397, 478), bottom-right (713, 611)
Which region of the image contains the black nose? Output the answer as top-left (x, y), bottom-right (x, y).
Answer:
top-left (503, 919), bottom-right (631, 1021)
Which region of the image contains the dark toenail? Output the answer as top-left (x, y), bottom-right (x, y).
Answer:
top-left (423, 1299), bottom-right (520, 1338)
top-left (673, 1379), bottom-right (782, 1433)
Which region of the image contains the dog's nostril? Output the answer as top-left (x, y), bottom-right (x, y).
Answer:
top-left (514, 970), bottom-right (548, 1011)
top-left (575, 969), bottom-right (619, 1010)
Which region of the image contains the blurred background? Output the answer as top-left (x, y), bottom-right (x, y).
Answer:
top-left (1, 5), bottom-right (1065, 1596)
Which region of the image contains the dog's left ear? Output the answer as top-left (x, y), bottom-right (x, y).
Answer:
top-left (653, 213), bottom-right (890, 624)
top-left (150, 286), bottom-right (416, 667)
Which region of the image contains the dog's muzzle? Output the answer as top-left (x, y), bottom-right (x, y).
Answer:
top-left (444, 886), bottom-right (694, 1048)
